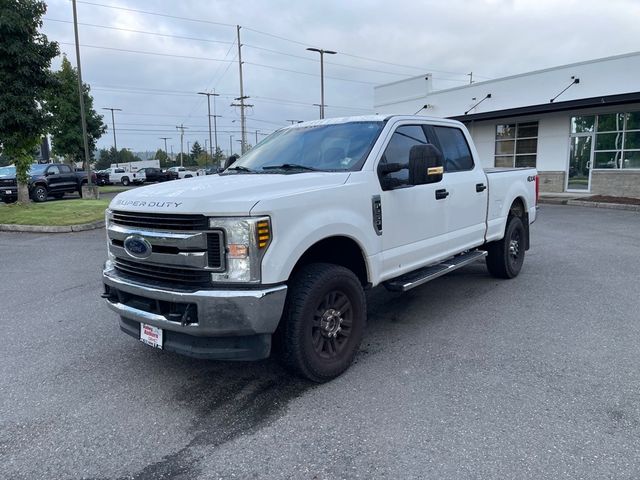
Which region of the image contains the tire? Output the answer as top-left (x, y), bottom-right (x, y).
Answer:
top-left (277, 263), bottom-right (367, 382)
top-left (185, 174), bottom-right (192, 178)
top-left (32, 185), bottom-right (48, 202)
top-left (486, 216), bottom-right (526, 279)
top-left (121, 177), bottom-right (130, 186)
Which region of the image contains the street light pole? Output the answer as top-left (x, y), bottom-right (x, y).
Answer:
top-left (103, 107), bottom-right (122, 167)
top-left (229, 135), bottom-right (233, 156)
top-left (306, 47), bottom-right (337, 119)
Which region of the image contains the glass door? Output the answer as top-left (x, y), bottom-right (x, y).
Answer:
top-left (567, 135), bottom-right (593, 191)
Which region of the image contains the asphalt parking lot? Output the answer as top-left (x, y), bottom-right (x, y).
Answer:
top-left (1, 204), bottom-right (639, 480)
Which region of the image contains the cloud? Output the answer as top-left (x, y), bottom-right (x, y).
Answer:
top-left (43, 0), bottom-right (639, 153)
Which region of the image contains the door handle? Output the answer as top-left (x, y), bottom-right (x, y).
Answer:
top-left (476, 183), bottom-right (487, 192)
top-left (435, 189), bottom-right (449, 200)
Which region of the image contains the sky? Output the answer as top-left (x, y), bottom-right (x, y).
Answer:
top-left (42, 0), bottom-right (640, 155)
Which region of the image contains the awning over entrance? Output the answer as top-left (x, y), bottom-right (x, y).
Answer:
top-left (450, 92), bottom-right (640, 123)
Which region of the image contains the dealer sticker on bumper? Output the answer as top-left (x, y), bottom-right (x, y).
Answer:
top-left (140, 323), bottom-right (163, 349)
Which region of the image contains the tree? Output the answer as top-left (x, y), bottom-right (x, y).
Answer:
top-left (0, 0), bottom-right (58, 202)
top-left (95, 147), bottom-right (141, 170)
top-left (190, 141), bottom-right (203, 159)
top-left (175, 152), bottom-right (194, 166)
top-left (46, 56), bottom-right (106, 169)
top-left (154, 149), bottom-right (172, 168)
top-left (196, 152), bottom-right (212, 168)
top-left (213, 146), bottom-right (225, 167)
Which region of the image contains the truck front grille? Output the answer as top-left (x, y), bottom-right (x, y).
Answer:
top-left (0, 179), bottom-right (17, 187)
top-left (114, 258), bottom-right (212, 288)
top-left (111, 210), bottom-right (209, 231)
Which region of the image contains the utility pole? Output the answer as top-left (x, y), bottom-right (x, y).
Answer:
top-left (103, 107), bottom-right (122, 167)
top-left (197, 91), bottom-right (220, 165)
top-left (468, 72), bottom-right (474, 84)
top-left (159, 137), bottom-right (170, 157)
top-left (235, 25), bottom-right (248, 154)
top-left (286, 119), bottom-right (303, 124)
top-left (71, 0), bottom-right (94, 194)
top-left (255, 130), bottom-right (259, 145)
top-left (176, 124), bottom-right (187, 166)
top-left (306, 47), bottom-right (337, 119)
top-left (229, 135), bottom-right (233, 156)
top-left (170, 145), bottom-right (174, 162)
top-left (313, 103), bottom-right (324, 119)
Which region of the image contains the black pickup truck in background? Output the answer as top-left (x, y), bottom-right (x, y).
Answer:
top-left (0, 163), bottom-right (97, 203)
top-left (138, 167), bottom-right (178, 183)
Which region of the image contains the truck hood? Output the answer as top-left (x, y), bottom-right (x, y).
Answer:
top-left (109, 172), bottom-right (350, 215)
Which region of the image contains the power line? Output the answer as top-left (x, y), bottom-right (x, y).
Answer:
top-left (69, 1), bottom-right (485, 79)
top-left (244, 62), bottom-right (379, 85)
top-left (74, 0), bottom-right (235, 28)
top-left (45, 18), bottom-right (235, 45)
top-left (58, 41), bottom-right (234, 62)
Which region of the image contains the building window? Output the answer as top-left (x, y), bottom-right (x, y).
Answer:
top-left (580, 111), bottom-right (640, 169)
top-left (494, 122), bottom-right (538, 168)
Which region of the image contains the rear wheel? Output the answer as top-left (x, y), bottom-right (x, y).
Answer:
top-left (486, 216), bottom-right (526, 279)
top-left (32, 185), bottom-right (48, 202)
top-left (277, 263), bottom-right (366, 382)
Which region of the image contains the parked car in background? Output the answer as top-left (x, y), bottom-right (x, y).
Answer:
top-left (167, 166), bottom-right (196, 179)
top-left (0, 163), bottom-right (97, 202)
top-left (103, 167), bottom-right (145, 186)
top-left (96, 170), bottom-right (110, 186)
top-left (139, 167), bottom-right (178, 183)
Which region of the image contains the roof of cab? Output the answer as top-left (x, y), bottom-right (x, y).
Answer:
top-left (284, 114), bottom-right (462, 129)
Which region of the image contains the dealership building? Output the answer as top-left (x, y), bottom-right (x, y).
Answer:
top-left (374, 52), bottom-right (640, 196)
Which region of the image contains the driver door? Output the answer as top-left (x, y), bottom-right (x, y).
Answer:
top-left (377, 124), bottom-right (449, 281)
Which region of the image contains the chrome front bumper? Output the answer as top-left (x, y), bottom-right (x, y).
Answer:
top-left (102, 266), bottom-right (287, 337)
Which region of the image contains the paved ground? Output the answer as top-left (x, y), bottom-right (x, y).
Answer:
top-left (1, 205), bottom-right (639, 480)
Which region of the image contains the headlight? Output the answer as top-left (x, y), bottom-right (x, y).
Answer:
top-left (208, 216), bottom-right (271, 283)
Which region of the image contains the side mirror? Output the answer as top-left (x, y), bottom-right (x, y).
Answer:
top-left (409, 144), bottom-right (444, 185)
top-left (377, 162), bottom-right (404, 175)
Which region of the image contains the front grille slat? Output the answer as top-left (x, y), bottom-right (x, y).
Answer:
top-left (112, 210), bottom-right (208, 230)
top-left (114, 258), bottom-right (211, 287)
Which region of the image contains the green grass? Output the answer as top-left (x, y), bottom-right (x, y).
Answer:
top-left (99, 185), bottom-right (133, 193)
top-left (0, 199), bottom-right (110, 226)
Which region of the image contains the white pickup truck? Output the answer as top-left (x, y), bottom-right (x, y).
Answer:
top-left (102, 115), bottom-right (538, 382)
top-left (103, 167), bottom-right (145, 186)
top-left (167, 166), bottom-right (196, 179)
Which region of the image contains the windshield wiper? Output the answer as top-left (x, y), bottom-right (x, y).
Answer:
top-left (262, 164), bottom-right (320, 172)
top-left (225, 165), bottom-right (255, 173)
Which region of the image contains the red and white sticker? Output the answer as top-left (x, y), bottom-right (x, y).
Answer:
top-left (140, 323), bottom-right (163, 349)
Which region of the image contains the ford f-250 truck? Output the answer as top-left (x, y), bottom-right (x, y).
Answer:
top-left (102, 115), bottom-right (538, 382)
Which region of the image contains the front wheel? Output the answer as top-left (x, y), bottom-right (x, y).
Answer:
top-left (32, 185), bottom-right (48, 202)
top-left (486, 216), bottom-right (526, 279)
top-left (277, 263), bottom-right (366, 383)
top-left (121, 177), bottom-right (130, 186)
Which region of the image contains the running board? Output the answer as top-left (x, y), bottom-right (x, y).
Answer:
top-left (383, 250), bottom-right (488, 292)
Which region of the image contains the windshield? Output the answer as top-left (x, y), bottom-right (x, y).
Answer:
top-left (0, 166), bottom-right (15, 177)
top-left (0, 164), bottom-right (50, 176)
top-left (231, 121), bottom-right (384, 172)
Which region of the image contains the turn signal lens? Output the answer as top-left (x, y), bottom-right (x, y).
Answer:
top-left (228, 244), bottom-right (248, 258)
top-left (256, 220), bottom-right (270, 249)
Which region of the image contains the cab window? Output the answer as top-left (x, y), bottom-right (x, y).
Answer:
top-left (59, 165), bottom-right (72, 173)
top-left (379, 125), bottom-right (428, 184)
top-left (47, 165), bottom-right (60, 175)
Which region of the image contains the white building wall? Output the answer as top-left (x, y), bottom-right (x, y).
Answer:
top-left (375, 51), bottom-right (640, 118)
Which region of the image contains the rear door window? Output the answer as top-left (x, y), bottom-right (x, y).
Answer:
top-left (431, 126), bottom-right (474, 172)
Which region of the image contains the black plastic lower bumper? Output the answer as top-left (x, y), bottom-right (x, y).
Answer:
top-left (119, 316), bottom-right (271, 361)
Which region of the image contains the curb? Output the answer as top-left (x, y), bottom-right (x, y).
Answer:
top-left (0, 220), bottom-right (105, 233)
top-left (566, 200), bottom-right (640, 212)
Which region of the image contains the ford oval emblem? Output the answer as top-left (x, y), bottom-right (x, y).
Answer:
top-left (123, 235), bottom-right (152, 259)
